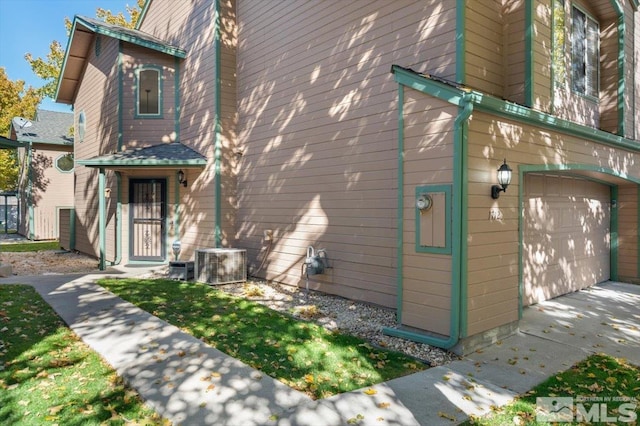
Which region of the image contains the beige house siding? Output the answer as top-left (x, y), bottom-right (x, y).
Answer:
top-left (503, 0), bottom-right (526, 104)
top-left (618, 185), bottom-right (639, 281)
top-left (465, 0), bottom-right (504, 97)
top-left (33, 147), bottom-right (75, 240)
top-left (139, 0), bottom-right (238, 257)
top-left (401, 90), bottom-right (455, 336)
top-left (73, 35), bottom-right (120, 259)
top-left (533, 0), bottom-right (553, 112)
top-left (236, 0), bottom-right (457, 308)
top-left (466, 110), bottom-right (640, 337)
top-left (120, 45), bottom-right (177, 148)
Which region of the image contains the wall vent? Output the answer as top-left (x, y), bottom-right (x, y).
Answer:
top-left (195, 248), bottom-right (247, 285)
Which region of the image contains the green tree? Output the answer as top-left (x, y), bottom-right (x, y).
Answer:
top-left (24, 0), bottom-right (145, 99)
top-left (0, 67), bottom-right (40, 191)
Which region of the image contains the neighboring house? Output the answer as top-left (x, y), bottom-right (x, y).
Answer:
top-left (9, 110), bottom-right (75, 241)
top-left (55, 0), bottom-right (640, 354)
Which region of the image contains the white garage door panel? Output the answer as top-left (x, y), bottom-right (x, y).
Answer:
top-left (523, 174), bottom-right (610, 306)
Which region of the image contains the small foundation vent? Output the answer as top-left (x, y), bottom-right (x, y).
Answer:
top-left (195, 248), bottom-right (247, 285)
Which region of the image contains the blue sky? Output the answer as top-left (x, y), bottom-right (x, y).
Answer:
top-left (0, 0), bottom-right (134, 112)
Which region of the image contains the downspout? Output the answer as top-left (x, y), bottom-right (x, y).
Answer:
top-left (383, 89), bottom-right (473, 350)
top-left (213, 0), bottom-right (223, 248)
top-left (105, 173), bottom-right (122, 266)
top-left (98, 168), bottom-right (106, 270)
top-left (27, 141), bottom-right (34, 240)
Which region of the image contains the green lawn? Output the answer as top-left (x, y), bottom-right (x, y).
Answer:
top-left (99, 278), bottom-right (426, 399)
top-left (464, 353), bottom-right (640, 425)
top-left (0, 285), bottom-right (168, 425)
top-left (0, 241), bottom-right (59, 252)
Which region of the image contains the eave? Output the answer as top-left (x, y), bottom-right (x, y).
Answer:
top-left (391, 65), bottom-right (640, 154)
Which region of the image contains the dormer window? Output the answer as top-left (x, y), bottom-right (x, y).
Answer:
top-left (136, 66), bottom-right (162, 117)
top-left (571, 6), bottom-right (599, 99)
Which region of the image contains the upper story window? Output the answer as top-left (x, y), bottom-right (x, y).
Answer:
top-left (77, 111), bottom-right (86, 142)
top-left (571, 6), bottom-right (599, 99)
top-left (55, 153), bottom-right (74, 173)
top-left (136, 66), bottom-right (162, 117)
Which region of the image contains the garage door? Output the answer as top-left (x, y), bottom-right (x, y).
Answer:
top-left (523, 174), bottom-right (610, 306)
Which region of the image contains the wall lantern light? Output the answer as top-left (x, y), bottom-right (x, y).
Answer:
top-left (491, 159), bottom-right (512, 199)
top-left (177, 169), bottom-right (187, 187)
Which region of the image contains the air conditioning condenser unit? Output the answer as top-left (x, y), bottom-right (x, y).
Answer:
top-left (195, 248), bottom-right (246, 285)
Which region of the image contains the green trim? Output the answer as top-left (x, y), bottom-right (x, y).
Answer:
top-left (638, 186), bottom-right (640, 278)
top-left (54, 153), bottom-right (74, 173)
top-left (395, 84), bottom-right (405, 324)
top-left (607, 0), bottom-right (625, 136)
top-left (70, 208), bottom-right (76, 251)
top-left (469, 92), bottom-right (640, 152)
top-left (392, 65), bottom-right (640, 152)
top-left (524, 0), bottom-right (534, 107)
top-left (15, 140), bottom-right (72, 147)
top-left (174, 171), bottom-right (180, 254)
top-left (414, 185), bottom-right (452, 254)
top-left (134, 66), bottom-right (163, 119)
top-left (519, 163), bottom-right (640, 184)
top-left (610, 186), bottom-right (619, 281)
top-left (384, 75), bottom-right (472, 349)
top-left (98, 168), bottom-right (106, 270)
top-left (457, 96), bottom-right (472, 339)
top-left (391, 66), bottom-right (467, 106)
top-left (27, 143), bottom-right (34, 240)
top-left (75, 16), bottom-right (186, 58)
top-left (455, 0), bottom-right (465, 83)
top-left (174, 56), bottom-right (181, 141)
top-left (77, 158), bottom-right (206, 167)
top-left (114, 172), bottom-right (122, 265)
top-left (136, 0), bottom-right (151, 30)
top-left (214, 0), bottom-right (222, 248)
top-left (118, 44), bottom-right (123, 151)
top-left (517, 163), bottom-right (639, 316)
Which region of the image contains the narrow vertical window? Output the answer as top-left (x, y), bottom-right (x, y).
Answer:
top-left (552, 0), bottom-right (566, 87)
top-left (77, 111), bottom-right (86, 142)
top-left (571, 7), bottom-right (599, 98)
top-left (137, 68), bottom-right (161, 116)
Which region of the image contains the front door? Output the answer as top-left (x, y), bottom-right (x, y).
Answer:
top-left (130, 179), bottom-right (166, 261)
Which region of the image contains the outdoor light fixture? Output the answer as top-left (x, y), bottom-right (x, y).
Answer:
top-left (177, 169), bottom-right (187, 187)
top-left (491, 159), bottom-right (512, 199)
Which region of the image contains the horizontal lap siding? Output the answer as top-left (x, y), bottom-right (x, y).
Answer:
top-left (74, 36), bottom-right (119, 259)
top-left (31, 147), bottom-right (74, 240)
top-left (618, 185), bottom-right (638, 280)
top-left (402, 92), bottom-right (455, 336)
top-left (466, 0), bottom-right (504, 97)
top-left (140, 0), bottom-right (238, 254)
top-left (504, 0), bottom-right (525, 104)
top-left (533, 0), bottom-right (552, 112)
top-left (237, 0), bottom-right (456, 309)
top-left (466, 111), bottom-right (640, 336)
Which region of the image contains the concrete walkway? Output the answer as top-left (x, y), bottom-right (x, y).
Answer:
top-left (1, 269), bottom-right (638, 426)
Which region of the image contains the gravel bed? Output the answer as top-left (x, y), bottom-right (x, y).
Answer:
top-left (217, 280), bottom-right (457, 367)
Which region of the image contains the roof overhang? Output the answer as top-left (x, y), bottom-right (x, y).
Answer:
top-left (390, 65), bottom-right (640, 154)
top-left (76, 142), bottom-right (207, 169)
top-left (55, 15), bottom-right (186, 105)
top-left (0, 136), bottom-right (23, 149)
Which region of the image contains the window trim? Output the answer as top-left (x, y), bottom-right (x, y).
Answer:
top-left (55, 153), bottom-right (75, 173)
top-left (571, 4), bottom-right (599, 101)
top-left (135, 65), bottom-right (163, 118)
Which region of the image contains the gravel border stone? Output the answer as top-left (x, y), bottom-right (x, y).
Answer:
top-left (215, 280), bottom-right (457, 367)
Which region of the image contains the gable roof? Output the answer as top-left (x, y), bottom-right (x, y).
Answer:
top-left (76, 142), bottom-right (207, 168)
top-left (55, 15), bottom-right (186, 105)
top-left (11, 109), bottom-right (74, 146)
